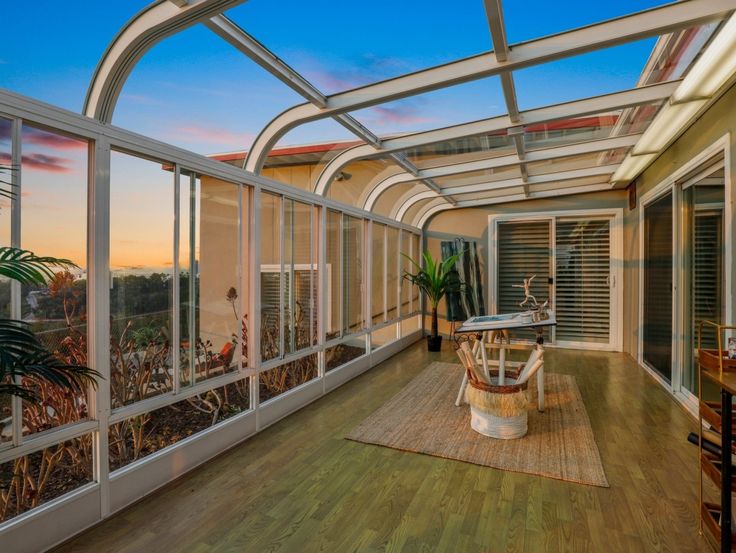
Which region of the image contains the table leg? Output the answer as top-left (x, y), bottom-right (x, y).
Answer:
top-left (499, 343), bottom-right (506, 385)
top-left (537, 362), bottom-right (545, 412)
top-left (721, 389), bottom-right (732, 553)
top-left (480, 334), bottom-right (491, 382)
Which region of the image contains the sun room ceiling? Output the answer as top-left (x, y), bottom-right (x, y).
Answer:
top-left (84, 0), bottom-right (736, 227)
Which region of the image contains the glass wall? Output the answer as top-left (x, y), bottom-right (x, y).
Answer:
top-left (110, 152), bottom-right (175, 406)
top-left (371, 223), bottom-right (386, 325)
top-left (0, 108), bottom-right (420, 529)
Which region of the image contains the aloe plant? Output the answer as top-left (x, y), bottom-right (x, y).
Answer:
top-left (403, 250), bottom-right (461, 341)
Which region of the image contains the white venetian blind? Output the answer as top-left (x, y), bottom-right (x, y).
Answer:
top-left (555, 219), bottom-right (611, 343)
top-left (693, 212), bottom-right (722, 348)
top-left (496, 221), bottom-right (551, 340)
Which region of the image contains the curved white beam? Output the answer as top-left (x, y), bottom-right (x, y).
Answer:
top-left (395, 164), bottom-right (619, 220)
top-left (245, 0), bottom-right (732, 173)
top-left (85, 0), bottom-right (245, 122)
top-left (413, 182), bottom-right (613, 227)
top-left (363, 132), bottom-right (641, 210)
top-left (313, 81), bottom-right (676, 196)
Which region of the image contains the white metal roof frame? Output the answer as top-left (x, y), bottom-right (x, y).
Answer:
top-left (84, 0), bottom-right (736, 226)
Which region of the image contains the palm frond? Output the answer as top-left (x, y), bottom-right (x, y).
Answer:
top-left (0, 246), bottom-right (78, 285)
top-left (0, 319), bottom-right (101, 400)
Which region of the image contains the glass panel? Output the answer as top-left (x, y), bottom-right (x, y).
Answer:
top-left (386, 227), bottom-right (399, 320)
top-left (523, 103), bottom-right (664, 151)
top-left (0, 118), bottom-right (10, 442)
top-left (325, 339), bottom-right (366, 372)
top-left (373, 182), bottom-right (423, 218)
top-left (496, 221), bottom-right (552, 341)
top-left (284, 200), bottom-right (315, 354)
top-left (259, 353), bottom-right (318, 403)
top-left (411, 234), bottom-right (420, 311)
top-left (109, 380), bottom-right (250, 471)
top-left (406, 133), bottom-right (515, 170)
top-left (503, 1), bottom-right (670, 45)
top-left (555, 219), bottom-right (611, 344)
top-left (643, 192), bottom-right (673, 382)
top-left (371, 223), bottom-right (386, 325)
top-left (351, 77), bottom-right (506, 136)
top-left (110, 152), bottom-right (174, 408)
top-left (21, 125), bottom-right (89, 435)
top-left (400, 231), bottom-right (412, 315)
top-left (179, 173), bottom-right (240, 387)
top-left (401, 315), bottom-right (422, 336)
top-left (0, 434), bottom-right (93, 523)
top-left (326, 210), bottom-right (341, 340)
top-left (526, 148), bottom-right (628, 177)
top-left (434, 166), bottom-right (522, 189)
top-left (260, 193), bottom-right (281, 362)
top-left (343, 215), bottom-right (364, 334)
top-left (514, 40), bottom-right (658, 110)
top-left (682, 168), bottom-right (725, 396)
top-left (371, 323), bottom-right (397, 349)
top-left (226, 0), bottom-right (489, 94)
top-left (327, 157), bottom-right (402, 207)
top-left (114, 24), bottom-right (303, 157)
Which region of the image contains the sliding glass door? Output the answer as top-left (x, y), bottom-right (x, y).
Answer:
top-left (494, 214), bottom-right (618, 348)
top-left (642, 191), bottom-right (674, 382)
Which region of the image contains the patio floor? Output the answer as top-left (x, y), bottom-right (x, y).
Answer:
top-left (54, 342), bottom-right (707, 553)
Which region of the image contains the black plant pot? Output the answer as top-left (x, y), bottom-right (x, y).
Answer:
top-left (427, 335), bottom-right (443, 352)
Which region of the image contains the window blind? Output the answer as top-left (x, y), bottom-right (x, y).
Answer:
top-left (555, 220), bottom-right (611, 343)
top-left (693, 212), bottom-right (722, 348)
top-left (496, 221), bottom-right (551, 340)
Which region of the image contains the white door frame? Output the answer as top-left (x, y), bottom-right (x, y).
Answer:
top-left (488, 207), bottom-right (624, 352)
top-left (637, 133), bottom-right (732, 415)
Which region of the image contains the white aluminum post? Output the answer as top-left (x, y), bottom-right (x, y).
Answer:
top-left (252, 184), bottom-right (262, 427)
top-left (10, 118), bottom-right (22, 447)
top-left (88, 137), bottom-right (111, 517)
top-left (172, 166), bottom-right (181, 394)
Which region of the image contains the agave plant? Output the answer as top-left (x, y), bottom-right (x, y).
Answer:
top-left (403, 250), bottom-right (461, 350)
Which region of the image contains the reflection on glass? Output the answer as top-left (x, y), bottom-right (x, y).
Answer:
top-left (411, 234), bottom-right (420, 312)
top-left (372, 223), bottom-right (386, 325)
top-left (343, 215), bottom-right (363, 333)
top-left (406, 133), bottom-right (514, 170)
top-left (371, 323), bottom-right (397, 349)
top-left (110, 151), bottom-right (174, 407)
top-left (179, 172), bottom-right (240, 387)
top-left (284, 199), bottom-right (315, 354)
top-left (642, 192), bottom-right (673, 382)
top-left (526, 148), bottom-right (628, 177)
top-left (260, 192), bottom-right (281, 361)
top-left (325, 339), bottom-right (366, 372)
top-left (0, 434), bottom-right (93, 523)
top-left (21, 125), bottom-right (89, 434)
top-left (386, 226), bottom-right (399, 320)
top-left (109, 380), bottom-right (250, 472)
top-left (682, 168), bottom-right (725, 396)
top-left (326, 210), bottom-right (341, 340)
top-left (0, 118), bottom-right (11, 443)
top-left (259, 353), bottom-right (318, 403)
top-left (400, 231), bottom-right (411, 314)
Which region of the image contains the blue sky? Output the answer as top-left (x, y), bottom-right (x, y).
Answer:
top-left (0, 0), bottom-right (666, 155)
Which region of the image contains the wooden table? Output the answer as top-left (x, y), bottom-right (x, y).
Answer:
top-left (454, 312), bottom-right (557, 412)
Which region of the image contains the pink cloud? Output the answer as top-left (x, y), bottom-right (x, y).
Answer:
top-left (363, 105), bottom-right (436, 128)
top-left (22, 153), bottom-right (74, 173)
top-left (171, 125), bottom-right (256, 150)
top-left (24, 127), bottom-right (86, 150)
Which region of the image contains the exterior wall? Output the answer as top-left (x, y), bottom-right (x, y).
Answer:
top-left (423, 190), bottom-right (627, 337)
top-left (624, 83), bottom-right (736, 359)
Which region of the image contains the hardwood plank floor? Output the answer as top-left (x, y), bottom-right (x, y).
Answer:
top-left (54, 343), bottom-right (711, 553)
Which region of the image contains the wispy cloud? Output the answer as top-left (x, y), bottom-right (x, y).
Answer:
top-left (366, 105), bottom-right (435, 127)
top-left (169, 124), bottom-right (256, 150)
top-left (23, 127), bottom-right (86, 150)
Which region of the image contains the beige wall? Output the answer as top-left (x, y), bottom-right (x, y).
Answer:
top-left (423, 190), bottom-right (627, 337)
top-left (623, 82), bottom-right (736, 359)
top-left (421, 83), bottom-right (736, 358)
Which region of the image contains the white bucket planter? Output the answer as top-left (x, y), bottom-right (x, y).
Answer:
top-left (470, 405), bottom-right (528, 439)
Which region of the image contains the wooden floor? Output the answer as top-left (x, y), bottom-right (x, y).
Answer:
top-left (55, 342), bottom-right (711, 553)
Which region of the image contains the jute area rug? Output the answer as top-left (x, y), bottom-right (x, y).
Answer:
top-left (347, 362), bottom-right (608, 487)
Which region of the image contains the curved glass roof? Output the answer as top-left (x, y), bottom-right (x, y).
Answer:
top-left (6, 0), bottom-right (732, 227)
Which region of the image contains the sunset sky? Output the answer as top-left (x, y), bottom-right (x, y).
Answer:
top-left (1, 0), bottom-right (663, 269)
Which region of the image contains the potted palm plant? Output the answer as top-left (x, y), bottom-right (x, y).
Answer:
top-left (403, 250), bottom-right (461, 352)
